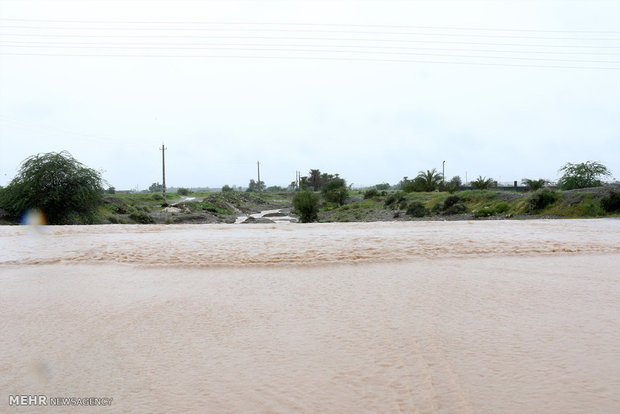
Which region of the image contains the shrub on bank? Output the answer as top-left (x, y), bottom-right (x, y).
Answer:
top-left (528, 189), bottom-right (560, 213)
top-left (129, 210), bottom-right (154, 224)
top-left (600, 191), bottom-right (620, 213)
top-left (406, 201), bottom-right (428, 217)
top-left (385, 191), bottom-right (405, 208)
top-left (293, 190), bottom-right (319, 223)
top-left (364, 188), bottom-right (379, 199)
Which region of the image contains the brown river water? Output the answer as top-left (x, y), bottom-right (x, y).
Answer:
top-left (1, 220), bottom-right (619, 413)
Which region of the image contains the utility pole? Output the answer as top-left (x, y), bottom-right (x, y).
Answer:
top-left (160, 144), bottom-right (167, 203)
top-left (257, 161), bottom-right (261, 192)
top-left (442, 160), bottom-right (445, 186)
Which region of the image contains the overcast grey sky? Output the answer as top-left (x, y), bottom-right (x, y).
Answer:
top-left (1, 0), bottom-right (619, 190)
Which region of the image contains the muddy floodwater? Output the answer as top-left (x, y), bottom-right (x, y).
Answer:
top-left (1, 220), bottom-right (619, 413)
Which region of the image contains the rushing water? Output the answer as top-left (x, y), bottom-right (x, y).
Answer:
top-left (1, 220), bottom-right (619, 413)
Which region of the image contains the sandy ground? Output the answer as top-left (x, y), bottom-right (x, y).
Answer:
top-left (1, 220), bottom-right (619, 413)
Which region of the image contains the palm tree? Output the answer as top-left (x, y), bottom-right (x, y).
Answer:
top-left (521, 178), bottom-right (547, 191)
top-left (309, 169), bottom-right (321, 191)
top-left (415, 169), bottom-right (442, 192)
top-left (471, 176), bottom-right (495, 190)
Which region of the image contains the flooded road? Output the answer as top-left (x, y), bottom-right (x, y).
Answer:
top-left (1, 220), bottom-right (619, 413)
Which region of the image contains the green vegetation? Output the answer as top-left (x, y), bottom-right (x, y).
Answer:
top-left (558, 161), bottom-right (611, 190)
top-left (321, 177), bottom-right (349, 206)
top-left (293, 190), bottom-right (319, 223)
top-left (364, 188), bottom-right (380, 199)
top-left (405, 201), bottom-right (427, 217)
top-left (247, 179), bottom-right (266, 192)
top-left (528, 189), bottom-right (560, 213)
top-left (399, 169), bottom-right (442, 193)
top-left (600, 191), bottom-right (620, 213)
top-left (149, 182), bottom-right (163, 193)
top-left (415, 169), bottom-right (443, 192)
top-left (1, 157), bottom-right (617, 225)
top-left (446, 176), bottom-right (462, 193)
top-left (522, 178), bottom-right (547, 191)
top-left (471, 176), bottom-right (495, 190)
top-left (0, 151), bottom-right (104, 224)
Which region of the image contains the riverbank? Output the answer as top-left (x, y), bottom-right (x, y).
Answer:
top-left (1, 185), bottom-right (617, 225)
top-left (99, 185), bottom-right (619, 225)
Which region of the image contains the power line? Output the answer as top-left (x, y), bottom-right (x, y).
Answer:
top-left (2, 40), bottom-right (618, 55)
top-left (1, 43), bottom-right (616, 64)
top-left (3, 24), bottom-right (619, 41)
top-left (2, 32), bottom-right (618, 49)
top-left (1, 51), bottom-right (617, 70)
top-left (1, 18), bottom-right (618, 34)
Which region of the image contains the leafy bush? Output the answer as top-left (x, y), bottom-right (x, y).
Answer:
top-left (364, 188), bottom-right (379, 199)
top-left (600, 191), bottom-right (620, 213)
top-left (177, 187), bottom-right (190, 196)
top-left (447, 176), bottom-right (462, 193)
top-left (129, 211), bottom-right (154, 224)
top-left (405, 201), bottom-right (428, 217)
top-left (494, 201), bottom-right (510, 214)
top-left (444, 202), bottom-right (467, 215)
top-left (443, 195), bottom-right (462, 210)
top-left (474, 206), bottom-right (495, 218)
top-left (385, 191), bottom-right (405, 207)
top-left (0, 151), bottom-right (104, 224)
top-left (528, 189), bottom-right (560, 213)
top-left (222, 185), bottom-right (234, 193)
top-left (375, 183), bottom-right (390, 191)
top-left (152, 193), bottom-right (163, 201)
top-left (321, 178), bottom-right (348, 206)
top-left (293, 190), bottom-right (319, 223)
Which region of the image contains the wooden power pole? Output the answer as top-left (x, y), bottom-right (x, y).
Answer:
top-left (160, 144), bottom-right (167, 203)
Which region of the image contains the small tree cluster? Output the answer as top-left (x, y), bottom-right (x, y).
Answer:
top-left (399, 169), bottom-right (443, 192)
top-left (247, 179), bottom-right (266, 192)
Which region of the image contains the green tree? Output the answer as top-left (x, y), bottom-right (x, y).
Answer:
top-left (149, 182), bottom-right (163, 193)
top-left (522, 178), bottom-right (547, 191)
top-left (308, 169), bottom-right (322, 191)
top-left (471, 176), bottom-right (495, 190)
top-left (447, 176), bottom-right (462, 193)
top-left (415, 169), bottom-right (442, 192)
top-left (293, 190), bottom-right (319, 223)
top-left (247, 179), bottom-right (265, 192)
top-left (321, 177), bottom-right (349, 206)
top-left (557, 161), bottom-right (611, 190)
top-left (0, 151), bottom-right (104, 224)
top-left (177, 187), bottom-right (190, 196)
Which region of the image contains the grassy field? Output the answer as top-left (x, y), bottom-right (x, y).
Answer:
top-left (94, 185), bottom-right (620, 224)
